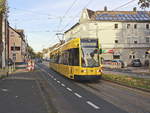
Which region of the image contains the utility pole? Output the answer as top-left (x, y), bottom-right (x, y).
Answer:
top-left (13, 43), bottom-right (16, 69)
top-left (148, 50), bottom-right (150, 73)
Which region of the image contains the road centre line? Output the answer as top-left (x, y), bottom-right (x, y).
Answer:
top-left (74, 93), bottom-right (82, 98)
top-left (67, 88), bottom-right (72, 92)
top-left (57, 81), bottom-right (61, 83)
top-left (86, 101), bottom-right (100, 109)
top-left (61, 84), bottom-right (65, 87)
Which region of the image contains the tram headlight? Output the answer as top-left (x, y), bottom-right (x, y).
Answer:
top-left (81, 70), bottom-right (86, 73)
top-left (97, 70), bottom-right (102, 73)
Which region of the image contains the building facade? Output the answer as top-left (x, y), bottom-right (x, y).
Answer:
top-left (9, 27), bottom-right (27, 63)
top-left (64, 8), bottom-right (150, 65)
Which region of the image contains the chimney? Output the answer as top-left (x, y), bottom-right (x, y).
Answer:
top-left (133, 7), bottom-right (137, 11)
top-left (104, 6), bottom-right (107, 11)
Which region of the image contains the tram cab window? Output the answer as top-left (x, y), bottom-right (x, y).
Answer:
top-left (81, 39), bottom-right (100, 67)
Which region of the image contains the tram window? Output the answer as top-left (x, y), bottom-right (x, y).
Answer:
top-left (58, 51), bottom-right (69, 65)
top-left (64, 51), bottom-right (69, 65)
top-left (69, 48), bottom-right (79, 66)
top-left (59, 53), bottom-right (64, 64)
top-left (56, 54), bottom-right (59, 63)
top-left (58, 54), bottom-right (62, 64)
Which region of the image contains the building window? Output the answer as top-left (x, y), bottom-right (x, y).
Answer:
top-left (10, 35), bottom-right (14, 37)
top-left (11, 46), bottom-right (20, 51)
top-left (134, 41), bottom-right (138, 44)
top-left (113, 55), bottom-right (120, 59)
top-left (146, 24), bottom-right (149, 29)
top-left (11, 32), bottom-right (14, 34)
top-left (127, 24), bottom-right (130, 29)
top-left (146, 37), bottom-right (150, 43)
top-left (134, 24), bottom-right (137, 29)
top-left (114, 24), bottom-right (118, 29)
top-left (129, 55), bottom-right (132, 59)
top-left (115, 40), bottom-right (118, 43)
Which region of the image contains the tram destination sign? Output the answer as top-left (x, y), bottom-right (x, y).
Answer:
top-left (81, 39), bottom-right (98, 48)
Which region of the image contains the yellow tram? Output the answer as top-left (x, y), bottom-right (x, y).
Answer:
top-left (49, 38), bottom-right (102, 81)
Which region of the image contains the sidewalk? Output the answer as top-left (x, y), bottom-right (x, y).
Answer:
top-left (0, 71), bottom-right (48, 113)
top-left (0, 69), bottom-right (8, 78)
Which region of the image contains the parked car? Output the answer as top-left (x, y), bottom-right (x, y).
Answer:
top-left (131, 59), bottom-right (142, 67)
top-left (111, 59), bottom-right (124, 68)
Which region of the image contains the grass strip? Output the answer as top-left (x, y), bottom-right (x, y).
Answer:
top-left (102, 73), bottom-right (150, 91)
top-left (0, 75), bottom-right (6, 79)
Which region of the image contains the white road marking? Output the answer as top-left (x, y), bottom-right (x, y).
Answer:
top-left (74, 93), bottom-right (82, 98)
top-left (54, 78), bottom-right (56, 81)
top-left (61, 84), bottom-right (65, 87)
top-left (86, 101), bottom-right (100, 109)
top-left (67, 88), bottom-right (72, 92)
top-left (1, 89), bottom-right (8, 92)
top-left (57, 81), bottom-right (61, 84)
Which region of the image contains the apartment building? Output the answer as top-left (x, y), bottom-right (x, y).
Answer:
top-left (9, 26), bottom-right (27, 63)
top-left (64, 8), bottom-right (150, 65)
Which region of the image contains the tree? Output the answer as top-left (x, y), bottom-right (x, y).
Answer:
top-left (27, 46), bottom-right (36, 59)
top-left (42, 48), bottom-right (48, 54)
top-left (0, 0), bottom-right (6, 13)
top-left (36, 52), bottom-right (43, 59)
top-left (138, 0), bottom-right (150, 8)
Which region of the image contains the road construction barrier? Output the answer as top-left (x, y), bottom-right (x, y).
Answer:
top-left (15, 62), bottom-right (28, 72)
top-left (102, 62), bottom-right (123, 69)
top-left (27, 60), bottom-right (35, 71)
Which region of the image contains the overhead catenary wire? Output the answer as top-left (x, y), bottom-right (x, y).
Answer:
top-left (10, 7), bottom-right (58, 18)
top-left (61, 0), bottom-right (93, 32)
top-left (57, 0), bottom-right (78, 32)
top-left (112, 0), bottom-right (137, 11)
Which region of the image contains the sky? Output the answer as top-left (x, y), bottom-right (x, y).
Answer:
top-left (8, 0), bottom-right (144, 52)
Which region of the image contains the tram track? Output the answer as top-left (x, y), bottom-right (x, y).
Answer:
top-left (75, 80), bottom-right (150, 113)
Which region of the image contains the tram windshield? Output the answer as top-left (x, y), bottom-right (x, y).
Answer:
top-left (81, 39), bottom-right (100, 67)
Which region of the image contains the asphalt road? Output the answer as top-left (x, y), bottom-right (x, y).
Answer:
top-left (36, 62), bottom-right (131, 113)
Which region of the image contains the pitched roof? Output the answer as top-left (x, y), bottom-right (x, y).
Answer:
top-left (87, 9), bottom-right (150, 22)
top-left (9, 26), bottom-right (26, 42)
